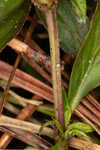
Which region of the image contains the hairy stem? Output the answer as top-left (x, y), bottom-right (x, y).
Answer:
top-left (46, 9), bottom-right (64, 128)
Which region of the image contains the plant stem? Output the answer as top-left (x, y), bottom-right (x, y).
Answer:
top-left (46, 9), bottom-right (65, 128)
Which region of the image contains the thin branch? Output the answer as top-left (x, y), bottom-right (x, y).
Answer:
top-left (0, 126), bottom-right (51, 149)
top-left (0, 95), bottom-right (42, 149)
top-left (82, 98), bottom-right (100, 118)
top-left (87, 94), bottom-right (100, 111)
top-left (0, 61), bottom-right (53, 102)
top-left (1, 60), bottom-right (100, 131)
top-left (22, 54), bottom-right (52, 83)
top-left (69, 137), bottom-right (100, 150)
top-left (8, 38), bottom-right (68, 88)
top-left (4, 102), bottom-right (20, 115)
top-left (8, 90), bottom-right (43, 106)
top-left (77, 104), bottom-right (100, 127)
top-left (0, 54), bottom-right (21, 114)
top-left (0, 115), bottom-right (55, 138)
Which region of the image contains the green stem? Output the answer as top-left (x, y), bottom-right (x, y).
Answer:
top-left (46, 9), bottom-right (65, 128)
top-left (58, 138), bottom-right (69, 150)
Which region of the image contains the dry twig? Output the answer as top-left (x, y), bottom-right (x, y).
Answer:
top-left (69, 137), bottom-right (100, 150)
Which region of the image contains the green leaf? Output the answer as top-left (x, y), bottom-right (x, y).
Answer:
top-left (36, 0), bottom-right (89, 55)
top-left (68, 129), bottom-right (90, 140)
top-left (36, 107), bottom-right (54, 117)
top-left (68, 122), bottom-right (94, 133)
top-left (72, 0), bottom-right (87, 23)
top-left (0, 0), bottom-right (23, 20)
top-left (64, 122), bottom-right (93, 139)
top-left (62, 87), bottom-right (71, 129)
top-left (39, 120), bottom-right (63, 136)
top-left (68, 3), bottom-right (100, 112)
top-left (0, 0), bottom-right (31, 51)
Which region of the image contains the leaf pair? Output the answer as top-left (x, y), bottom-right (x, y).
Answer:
top-left (62, 88), bottom-right (93, 139)
top-left (64, 122), bottom-right (93, 139)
